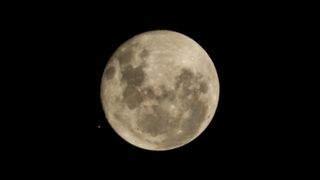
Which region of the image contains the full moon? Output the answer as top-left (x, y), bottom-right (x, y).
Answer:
top-left (101, 30), bottom-right (219, 151)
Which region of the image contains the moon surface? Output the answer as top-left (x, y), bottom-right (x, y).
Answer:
top-left (101, 30), bottom-right (219, 151)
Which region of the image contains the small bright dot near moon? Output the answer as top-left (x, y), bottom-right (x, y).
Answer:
top-left (100, 30), bottom-right (219, 151)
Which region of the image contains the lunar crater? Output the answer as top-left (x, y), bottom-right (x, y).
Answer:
top-left (104, 66), bottom-right (116, 80)
top-left (140, 48), bottom-right (150, 59)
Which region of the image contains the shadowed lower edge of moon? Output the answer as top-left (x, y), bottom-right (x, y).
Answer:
top-left (101, 32), bottom-right (219, 150)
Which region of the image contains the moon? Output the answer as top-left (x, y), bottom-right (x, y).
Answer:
top-left (101, 30), bottom-right (219, 151)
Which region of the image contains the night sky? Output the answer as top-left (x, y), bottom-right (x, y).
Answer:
top-left (5, 2), bottom-right (312, 178)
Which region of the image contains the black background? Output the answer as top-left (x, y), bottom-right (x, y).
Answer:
top-left (5, 2), bottom-right (314, 178)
